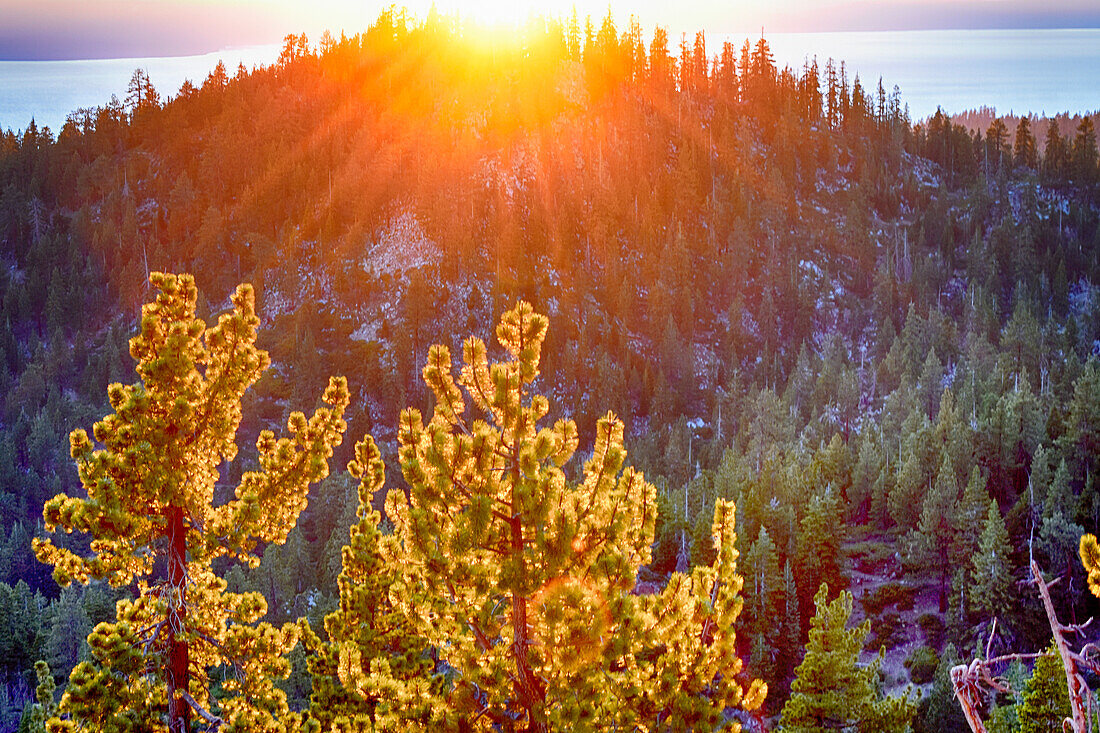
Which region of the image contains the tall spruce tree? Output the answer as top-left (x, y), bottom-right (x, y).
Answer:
top-left (380, 301), bottom-right (765, 731)
top-left (33, 273), bottom-right (350, 732)
top-left (744, 527), bottom-right (783, 682)
top-left (795, 488), bottom-right (844, 630)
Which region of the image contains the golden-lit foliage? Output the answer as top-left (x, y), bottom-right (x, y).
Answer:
top-left (298, 433), bottom-right (449, 731)
top-left (333, 301), bottom-right (765, 731)
top-left (33, 272), bottom-right (349, 731)
top-left (1081, 533), bottom-right (1100, 598)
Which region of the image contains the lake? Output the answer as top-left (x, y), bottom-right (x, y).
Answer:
top-left (758, 28), bottom-right (1100, 121)
top-left (0, 45), bottom-right (280, 134)
top-left (0, 28), bottom-right (1098, 133)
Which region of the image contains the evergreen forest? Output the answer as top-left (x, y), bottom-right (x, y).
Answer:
top-left (2, 8), bottom-right (1100, 732)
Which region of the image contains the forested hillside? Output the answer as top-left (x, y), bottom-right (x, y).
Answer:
top-left (1, 8), bottom-right (1100, 730)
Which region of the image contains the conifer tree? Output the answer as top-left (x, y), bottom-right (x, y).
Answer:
top-left (1062, 358), bottom-right (1100, 487)
top-left (970, 500), bottom-right (1014, 622)
top-left (795, 489), bottom-right (844, 630)
top-left (1014, 117), bottom-right (1038, 170)
top-left (300, 434), bottom-right (446, 731)
top-left (780, 584), bottom-right (914, 732)
top-left (1072, 116), bottom-right (1097, 186)
top-left (777, 560), bottom-right (802, 690)
top-left (848, 433), bottom-right (881, 521)
top-left (890, 450), bottom-right (925, 529)
top-left (22, 661), bottom-right (57, 733)
top-left (744, 527), bottom-right (783, 636)
top-left (1043, 121), bottom-right (1069, 183)
top-left (1018, 646), bottom-right (1071, 733)
top-left (743, 527), bottom-right (783, 682)
top-left (1039, 506), bottom-right (1084, 581)
top-left (1080, 533), bottom-right (1100, 597)
top-left (952, 466), bottom-right (990, 567)
top-left (382, 301), bottom-right (765, 731)
top-left (911, 455), bottom-right (959, 611)
top-left (915, 643), bottom-right (967, 733)
top-left (33, 273), bottom-right (350, 732)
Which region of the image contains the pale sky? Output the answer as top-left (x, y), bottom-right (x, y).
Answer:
top-left (1, 0), bottom-right (1098, 59)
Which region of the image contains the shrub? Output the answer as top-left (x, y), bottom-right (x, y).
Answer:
top-left (865, 611), bottom-right (908, 650)
top-left (917, 613), bottom-right (946, 650)
top-left (905, 646), bottom-right (939, 685)
top-left (862, 582), bottom-right (918, 615)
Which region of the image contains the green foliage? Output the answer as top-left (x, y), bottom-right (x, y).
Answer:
top-left (971, 499), bottom-right (1014, 622)
top-left (33, 273), bottom-right (349, 732)
top-left (795, 489), bottom-right (845, 629)
top-left (1018, 647), bottom-right (1071, 733)
top-left (780, 584), bottom-right (915, 732)
top-left (861, 582), bottom-right (918, 616)
top-left (914, 642), bottom-right (968, 733)
top-left (743, 527), bottom-right (784, 684)
top-left (19, 661), bottom-right (57, 733)
top-left (1062, 359), bottom-right (1100, 487)
top-left (0, 13), bottom-right (1098, 729)
top-left (903, 646), bottom-right (938, 685)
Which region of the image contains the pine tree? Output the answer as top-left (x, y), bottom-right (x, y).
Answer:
top-left (1014, 117), bottom-right (1038, 170)
top-left (1061, 358), bottom-right (1100, 489)
top-left (780, 584), bottom-right (915, 732)
top-left (987, 118), bottom-right (1010, 173)
top-left (1042, 121), bottom-right (1069, 184)
top-left (911, 455), bottom-right (959, 611)
top-left (743, 527), bottom-right (783, 681)
top-left (952, 466), bottom-right (990, 567)
top-left (1080, 533), bottom-right (1100, 597)
top-left (915, 643), bottom-right (968, 733)
top-left (777, 560), bottom-right (802, 690)
top-left (1072, 116), bottom-right (1097, 186)
top-left (18, 661), bottom-right (57, 733)
top-left (1018, 646), bottom-right (1071, 733)
top-left (890, 449), bottom-right (925, 530)
top-left (33, 273), bottom-right (349, 732)
top-left (848, 432), bottom-right (881, 521)
top-left (383, 301), bottom-right (765, 731)
top-left (918, 348), bottom-right (943, 418)
top-left (300, 434), bottom-right (446, 731)
top-left (795, 489), bottom-right (845, 630)
top-left (970, 500), bottom-right (1014, 622)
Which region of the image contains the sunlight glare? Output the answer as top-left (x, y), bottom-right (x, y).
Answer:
top-left (383, 0), bottom-right (592, 33)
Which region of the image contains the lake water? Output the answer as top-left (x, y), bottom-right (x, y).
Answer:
top-left (758, 28), bottom-right (1100, 121)
top-left (0, 28), bottom-right (1098, 133)
top-left (0, 45), bottom-right (280, 134)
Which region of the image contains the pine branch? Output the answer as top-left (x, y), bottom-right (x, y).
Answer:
top-left (179, 689), bottom-right (224, 730)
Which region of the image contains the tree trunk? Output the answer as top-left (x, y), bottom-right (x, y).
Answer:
top-left (166, 506), bottom-right (191, 733)
top-left (510, 513), bottom-right (545, 733)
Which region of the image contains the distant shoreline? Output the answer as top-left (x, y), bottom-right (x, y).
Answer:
top-left (2, 28), bottom-right (1099, 132)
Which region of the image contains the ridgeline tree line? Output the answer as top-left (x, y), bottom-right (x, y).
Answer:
top-left (2, 6), bottom-right (1100, 731)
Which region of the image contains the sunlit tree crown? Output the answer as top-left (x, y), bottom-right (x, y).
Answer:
top-left (34, 272), bottom-right (349, 732)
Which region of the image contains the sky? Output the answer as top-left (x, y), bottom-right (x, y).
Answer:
top-left (1, 0), bottom-right (1099, 60)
